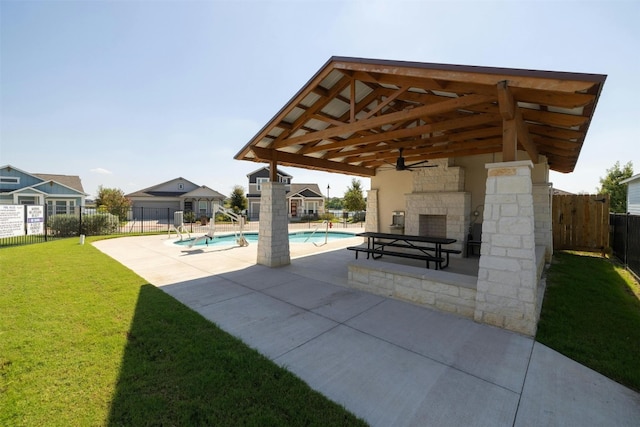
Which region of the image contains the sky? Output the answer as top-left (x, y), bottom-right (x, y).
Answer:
top-left (1, 0), bottom-right (638, 199)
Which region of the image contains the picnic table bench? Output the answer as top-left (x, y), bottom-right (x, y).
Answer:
top-left (347, 232), bottom-right (459, 270)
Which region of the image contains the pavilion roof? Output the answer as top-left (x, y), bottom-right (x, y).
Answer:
top-left (235, 56), bottom-right (606, 176)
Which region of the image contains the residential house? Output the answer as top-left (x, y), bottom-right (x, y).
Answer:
top-left (245, 166), bottom-right (325, 220)
top-left (126, 178), bottom-right (226, 220)
top-left (0, 165), bottom-right (87, 214)
top-left (621, 173), bottom-right (640, 215)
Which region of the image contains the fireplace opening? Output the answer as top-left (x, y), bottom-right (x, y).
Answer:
top-left (419, 214), bottom-right (447, 238)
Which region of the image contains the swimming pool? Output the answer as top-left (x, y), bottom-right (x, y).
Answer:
top-left (174, 231), bottom-right (357, 247)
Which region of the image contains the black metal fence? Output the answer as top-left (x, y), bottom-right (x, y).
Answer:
top-left (610, 213), bottom-right (640, 280)
top-left (1, 205), bottom-right (365, 248)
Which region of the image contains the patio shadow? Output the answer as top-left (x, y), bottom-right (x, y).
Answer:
top-left (106, 283), bottom-right (364, 426)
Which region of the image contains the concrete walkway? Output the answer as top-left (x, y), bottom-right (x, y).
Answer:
top-left (93, 233), bottom-right (640, 426)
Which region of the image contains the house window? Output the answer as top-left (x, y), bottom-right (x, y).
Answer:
top-left (0, 176), bottom-right (19, 184)
top-left (256, 177), bottom-right (269, 191)
top-left (305, 201), bottom-right (318, 214)
top-left (198, 201), bottom-right (208, 214)
top-left (178, 183), bottom-right (184, 190)
top-left (47, 200), bottom-right (76, 215)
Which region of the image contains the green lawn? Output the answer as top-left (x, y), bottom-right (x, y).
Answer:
top-left (0, 238), bottom-right (367, 426)
top-left (536, 251), bottom-right (640, 392)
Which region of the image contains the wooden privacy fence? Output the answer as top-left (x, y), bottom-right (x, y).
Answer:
top-left (552, 194), bottom-right (610, 252)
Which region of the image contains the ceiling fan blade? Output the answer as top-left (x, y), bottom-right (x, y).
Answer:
top-left (406, 159), bottom-right (438, 170)
top-left (406, 159), bottom-right (432, 167)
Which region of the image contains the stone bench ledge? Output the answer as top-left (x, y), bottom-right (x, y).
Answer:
top-left (348, 258), bottom-right (477, 290)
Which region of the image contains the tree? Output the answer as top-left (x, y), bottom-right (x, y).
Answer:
top-left (599, 161), bottom-right (633, 213)
top-left (325, 197), bottom-right (343, 210)
top-left (228, 185), bottom-right (248, 214)
top-left (343, 178), bottom-right (366, 213)
top-left (95, 186), bottom-right (131, 221)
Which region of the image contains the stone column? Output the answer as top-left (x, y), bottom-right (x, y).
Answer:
top-left (474, 161), bottom-right (538, 336)
top-left (257, 182), bottom-right (290, 267)
top-left (365, 189), bottom-right (378, 232)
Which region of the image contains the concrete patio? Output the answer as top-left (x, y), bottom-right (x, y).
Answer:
top-left (93, 233), bottom-right (640, 426)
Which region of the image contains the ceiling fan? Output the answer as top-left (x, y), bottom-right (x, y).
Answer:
top-left (381, 148), bottom-right (438, 171)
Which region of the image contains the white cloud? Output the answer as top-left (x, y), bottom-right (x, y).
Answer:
top-left (90, 168), bottom-right (112, 175)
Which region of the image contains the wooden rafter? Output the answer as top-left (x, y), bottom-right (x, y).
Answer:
top-left (276, 94), bottom-right (494, 148)
top-left (250, 146), bottom-right (375, 177)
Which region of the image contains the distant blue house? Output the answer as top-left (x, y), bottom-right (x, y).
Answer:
top-left (621, 173), bottom-right (640, 215)
top-left (0, 165), bottom-right (87, 214)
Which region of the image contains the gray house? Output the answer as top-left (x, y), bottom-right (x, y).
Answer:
top-left (0, 165), bottom-right (87, 214)
top-left (126, 177), bottom-right (226, 220)
top-left (621, 173), bottom-right (640, 215)
top-left (245, 166), bottom-right (325, 220)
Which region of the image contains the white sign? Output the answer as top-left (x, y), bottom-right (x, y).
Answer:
top-left (0, 205), bottom-right (25, 238)
top-left (26, 205), bottom-right (45, 235)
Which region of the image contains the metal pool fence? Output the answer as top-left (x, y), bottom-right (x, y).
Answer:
top-left (1, 205), bottom-right (365, 248)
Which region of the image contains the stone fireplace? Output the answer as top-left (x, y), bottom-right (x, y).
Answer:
top-left (404, 159), bottom-right (470, 255)
top-left (419, 214), bottom-right (447, 238)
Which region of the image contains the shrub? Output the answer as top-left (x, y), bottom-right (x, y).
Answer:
top-left (352, 211), bottom-right (366, 223)
top-left (320, 213), bottom-right (335, 221)
top-left (183, 211), bottom-right (196, 223)
top-left (47, 214), bottom-right (79, 237)
top-left (47, 213), bottom-right (120, 237)
top-left (81, 213), bottom-right (119, 236)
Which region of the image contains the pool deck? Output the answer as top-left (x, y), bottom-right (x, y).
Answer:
top-left (93, 231), bottom-right (640, 427)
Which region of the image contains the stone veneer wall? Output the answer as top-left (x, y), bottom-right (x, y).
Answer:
top-left (257, 182), bottom-right (290, 267)
top-left (405, 160), bottom-right (470, 254)
top-left (348, 259), bottom-right (477, 318)
top-left (474, 161), bottom-right (538, 336)
top-left (533, 183), bottom-right (553, 262)
top-left (365, 189), bottom-right (378, 233)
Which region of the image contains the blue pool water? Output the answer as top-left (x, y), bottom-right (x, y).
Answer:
top-left (175, 231), bottom-right (356, 247)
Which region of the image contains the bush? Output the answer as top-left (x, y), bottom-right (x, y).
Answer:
top-left (47, 214), bottom-right (79, 237)
top-left (320, 213), bottom-right (335, 221)
top-left (352, 211), bottom-right (366, 223)
top-left (183, 211), bottom-right (196, 223)
top-left (47, 213), bottom-right (120, 237)
top-left (81, 213), bottom-right (119, 236)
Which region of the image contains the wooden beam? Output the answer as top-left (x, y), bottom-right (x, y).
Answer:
top-left (275, 94), bottom-right (495, 148)
top-left (334, 60), bottom-right (600, 92)
top-left (303, 112), bottom-right (502, 155)
top-left (514, 107), bottom-right (538, 162)
top-left (270, 160), bottom-right (278, 182)
top-left (502, 118), bottom-right (517, 162)
top-left (350, 77), bottom-right (356, 123)
top-left (250, 146), bottom-right (375, 177)
top-left (268, 74), bottom-right (353, 148)
top-left (498, 81), bottom-right (538, 163)
top-left (324, 126), bottom-right (502, 159)
top-left (520, 109), bottom-right (589, 128)
top-left (497, 81), bottom-right (516, 120)
top-left (361, 86), bottom-right (410, 120)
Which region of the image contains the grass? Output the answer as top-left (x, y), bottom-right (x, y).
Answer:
top-left (536, 251), bottom-right (640, 392)
top-left (0, 237), bottom-right (367, 426)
